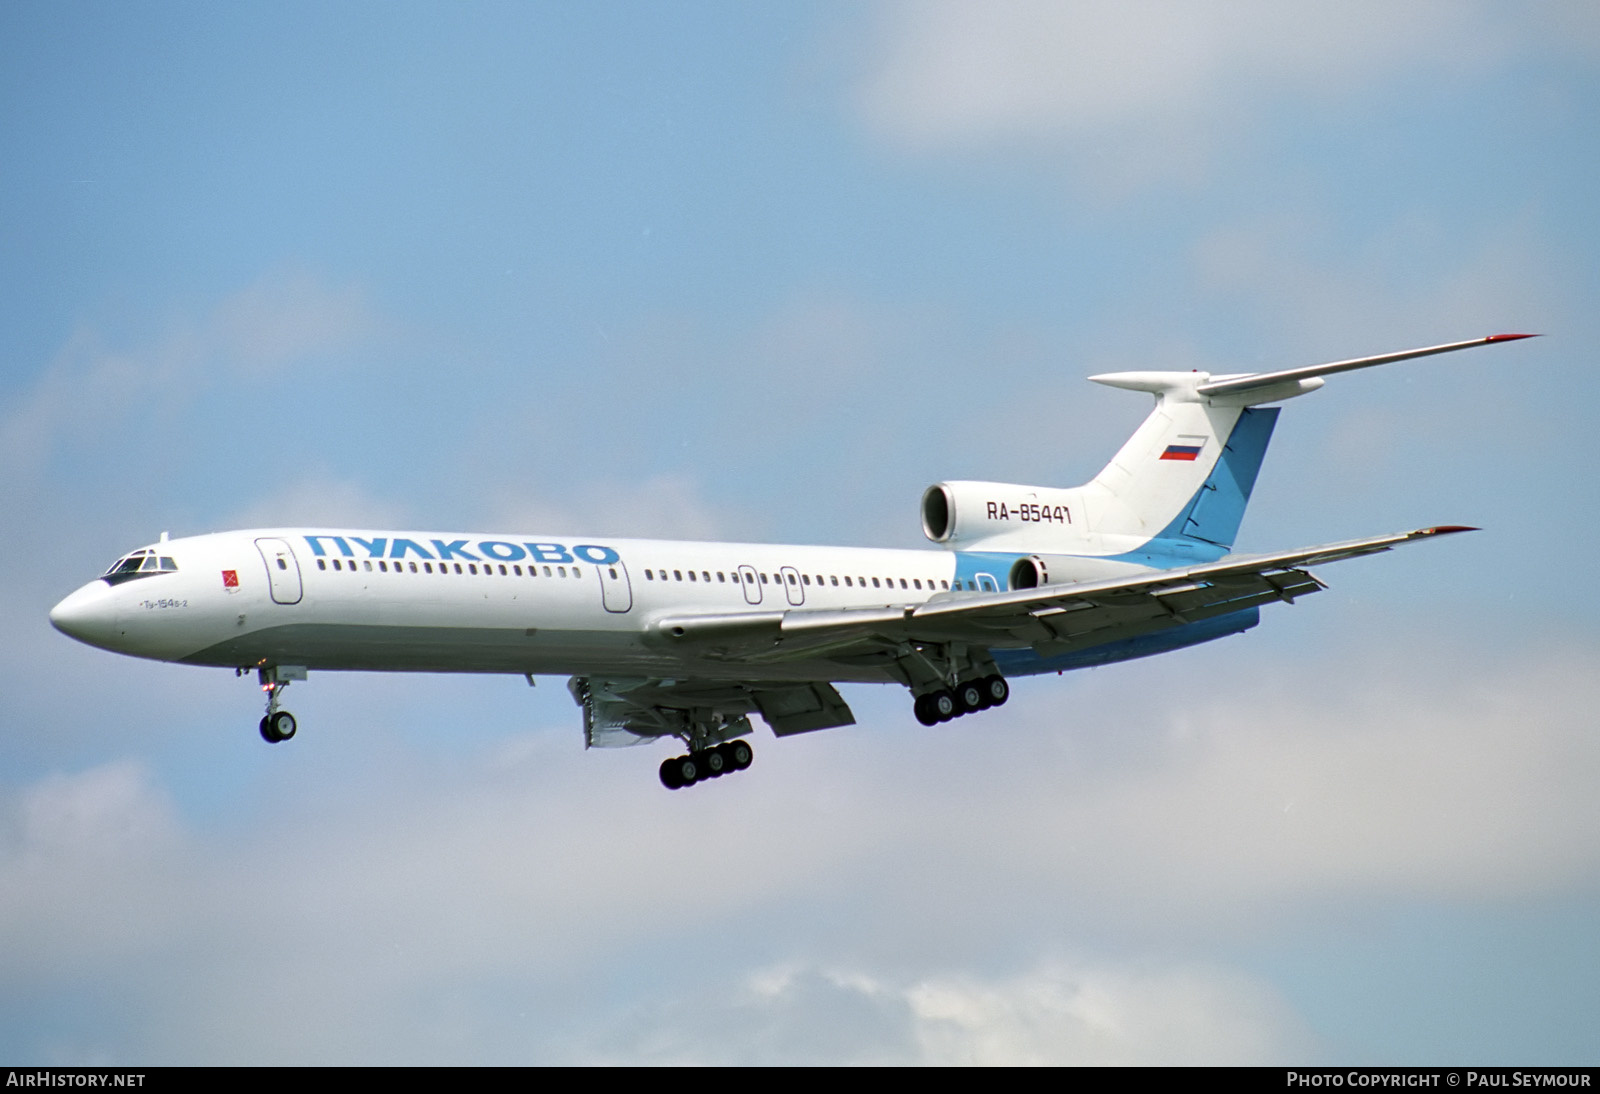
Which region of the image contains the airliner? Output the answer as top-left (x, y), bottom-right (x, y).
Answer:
top-left (50, 334), bottom-right (1528, 789)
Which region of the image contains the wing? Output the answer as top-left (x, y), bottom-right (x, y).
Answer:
top-left (649, 526), bottom-right (1475, 666)
top-left (579, 526), bottom-right (1470, 746)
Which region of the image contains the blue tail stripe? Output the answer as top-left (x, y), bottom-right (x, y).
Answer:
top-left (1102, 405), bottom-right (1280, 568)
top-left (1168, 406), bottom-right (1279, 550)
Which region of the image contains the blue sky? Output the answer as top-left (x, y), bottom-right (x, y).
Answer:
top-left (3, 0), bottom-right (1597, 1064)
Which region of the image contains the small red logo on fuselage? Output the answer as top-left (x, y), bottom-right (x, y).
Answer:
top-left (222, 570), bottom-right (238, 588)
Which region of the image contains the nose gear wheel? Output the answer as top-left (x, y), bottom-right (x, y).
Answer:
top-left (260, 710), bottom-right (297, 743)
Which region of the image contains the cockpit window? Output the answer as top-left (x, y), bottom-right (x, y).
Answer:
top-left (101, 549), bottom-right (179, 586)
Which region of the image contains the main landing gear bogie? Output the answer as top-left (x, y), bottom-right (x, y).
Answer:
top-left (914, 674), bottom-right (1009, 726)
top-left (659, 739), bottom-right (754, 790)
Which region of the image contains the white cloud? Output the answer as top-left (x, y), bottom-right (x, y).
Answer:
top-left (861, 1), bottom-right (1497, 145)
top-left (991, 641), bottom-right (1600, 916)
top-left (201, 273), bottom-right (375, 379)
top-left (855, 1), bottom-right (1584, 186)
top-left (0, 762), bottom-right (186, 980)
top-left (0, 270), bottom-right (377, 483)
top-left (586, 956), bottom-right (1312, 1064)
top-left (1, 634), bottom-right (1593, 1062)
top-left (483, 473), bottom-right (734, 541)
top-left (1190, 209), bottom-right (1562, 355)
top-left (903, 958), bottom-right (1311, 1065)
top-left (222, 473), bottom-right (411, 531)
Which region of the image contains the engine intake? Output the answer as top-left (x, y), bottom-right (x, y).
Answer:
top-left (921, 480), bottom-right (1082, 547)
top-left (1008, 556), bottom-right (1048, 589)
top-left (921, 484), bottom-right (955, 542)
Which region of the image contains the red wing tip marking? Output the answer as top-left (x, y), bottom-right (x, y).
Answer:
top-left (1486, 333), bottom-right (1539, 342)
top-left (1416, 525), bottom-right (1479, 536)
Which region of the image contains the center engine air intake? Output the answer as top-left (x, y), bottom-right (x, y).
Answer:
top-left (921, 484), bottom-right (955, 542)
top-left (921, 481), bottom-right (1082, 548)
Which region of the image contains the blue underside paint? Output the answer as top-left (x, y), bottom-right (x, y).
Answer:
top-left (991, 606), bottom-right (1260, 676)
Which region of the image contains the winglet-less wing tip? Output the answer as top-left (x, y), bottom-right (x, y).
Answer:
top-left (1413, 525), bottom-right (1479, 537)
top-left (1486, 333), bottom-right (1539, 342)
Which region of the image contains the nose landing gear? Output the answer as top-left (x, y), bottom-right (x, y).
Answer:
top-left (250, 665), bottom-right (306, 743)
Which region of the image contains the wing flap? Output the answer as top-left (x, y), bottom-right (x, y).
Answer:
top-left (753, 683), bottom-right (858, 736)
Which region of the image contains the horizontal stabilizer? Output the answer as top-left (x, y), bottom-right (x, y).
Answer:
top-left (1197, 334), bottom-right (1536, 398)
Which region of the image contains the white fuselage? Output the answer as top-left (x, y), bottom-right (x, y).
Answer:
top-left (52, 527), bottom-right (1147, 684)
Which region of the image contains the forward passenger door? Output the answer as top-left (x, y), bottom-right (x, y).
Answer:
top-left (255, 538), bottom-right (303, 605)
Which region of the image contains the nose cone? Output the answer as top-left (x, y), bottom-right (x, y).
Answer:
top-left (50, 581), bottom-right (121, 649)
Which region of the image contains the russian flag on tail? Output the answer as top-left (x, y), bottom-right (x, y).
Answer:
top-left (1160, 444), bottom-right (1202, 461)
